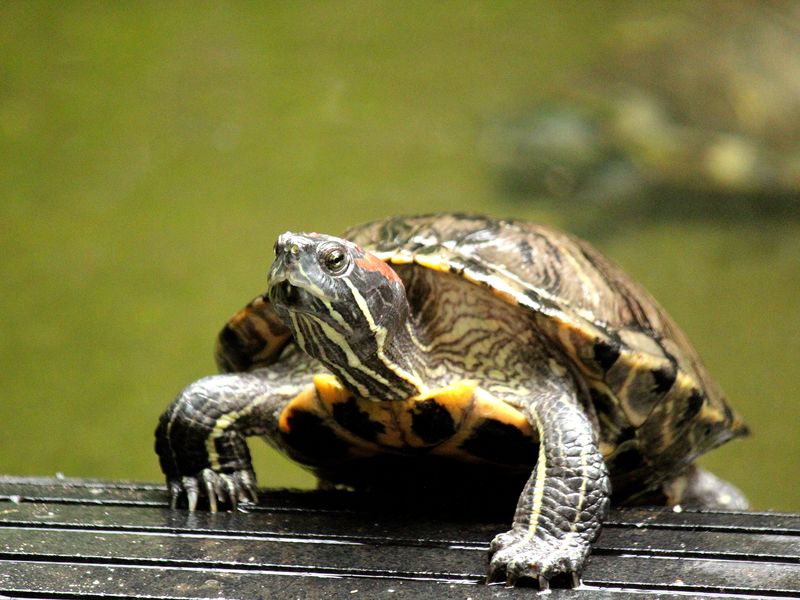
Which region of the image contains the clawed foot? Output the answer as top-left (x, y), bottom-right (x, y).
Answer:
top-left (488, 528), bottom-right (587, 589)
top-left (167, 468), bottom-right (258, 512)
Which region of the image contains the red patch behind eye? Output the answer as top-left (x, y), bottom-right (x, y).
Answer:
top-left (355, 253), bottom-right (401, 282)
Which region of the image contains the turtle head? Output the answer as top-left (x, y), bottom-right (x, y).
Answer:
top-left (267, 232), bottom-right (425, 400)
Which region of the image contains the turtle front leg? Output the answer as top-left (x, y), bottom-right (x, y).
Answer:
top-left (488, 380), bottom-right (610, 588)
top-left (154, 352), bottom-right (314, 512)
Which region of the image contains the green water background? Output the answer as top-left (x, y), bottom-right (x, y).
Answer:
top-left (1, 2), bottom-right (797, 510)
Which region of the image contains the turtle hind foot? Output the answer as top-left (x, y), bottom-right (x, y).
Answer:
top-left (166, 468), bottom-right (258, 512)
top-left (487, 528), bottom-right (589, 589)
top-left (656, 466), bottom-right (749, 511)
top-left (679, 467), bottom-right (749, 510)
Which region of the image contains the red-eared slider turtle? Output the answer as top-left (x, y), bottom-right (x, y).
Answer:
top-left (155, 214), bottom-right (748, 587)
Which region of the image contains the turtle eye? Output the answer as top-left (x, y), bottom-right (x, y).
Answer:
top-left (320, 244), bottom-right (350, 276)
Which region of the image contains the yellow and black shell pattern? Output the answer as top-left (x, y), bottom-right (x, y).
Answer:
top-left (342, 214), bottom-right (747, 499)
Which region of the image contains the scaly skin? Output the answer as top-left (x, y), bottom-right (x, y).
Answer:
top-left (155, 349), bottom-right (314, 511)
top-left (488, 377), bottom-right (610, 587)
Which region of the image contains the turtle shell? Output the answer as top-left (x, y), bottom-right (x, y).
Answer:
top-left (342, 214), bottom-right (748, 500)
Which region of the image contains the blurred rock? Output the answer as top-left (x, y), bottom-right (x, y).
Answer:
top-left (485, 2), bottom-right (800, 234)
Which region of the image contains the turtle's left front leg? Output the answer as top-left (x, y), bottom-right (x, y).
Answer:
top-left (489, 378), bottom-right (610, 588)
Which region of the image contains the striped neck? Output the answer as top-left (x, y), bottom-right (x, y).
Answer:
top-left (266, 231), bottom-right (428, 402)
top-left (289, 291), bottom-right (427, 401)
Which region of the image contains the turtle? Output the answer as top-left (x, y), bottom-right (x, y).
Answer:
top-left (155, 213), bottom-right (749, 588)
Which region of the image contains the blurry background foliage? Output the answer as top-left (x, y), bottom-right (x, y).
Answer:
top-left (1, 1), bottom-right (797, 510)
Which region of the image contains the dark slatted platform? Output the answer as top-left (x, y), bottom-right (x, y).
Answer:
top-left (1, 476), bottom-right (798, 599)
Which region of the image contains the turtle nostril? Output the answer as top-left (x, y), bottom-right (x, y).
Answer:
top-left (275, 233), bottom-right (303, 262)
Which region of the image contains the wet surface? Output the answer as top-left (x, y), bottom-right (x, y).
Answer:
top-left (1, 476), bottom-right (798, 598)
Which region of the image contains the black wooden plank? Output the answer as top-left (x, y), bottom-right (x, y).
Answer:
top-left (0, 500), bottom-right (503, 547)
top-left (0, 476), bottom-right (800, 542)
top-left (3, 476), bottom-right (800, 535)
top-left (586, 554), bottom-right (800, 597)
top-left (610, 507), bottom-right (800, 535)
top-left (3, 502), bottom-right (799, 565)
top-left (1, 476), bottom-right (797, 526)
top-left (598, 527), bottom-right (800, 562)
top-left (2, 477), bottom-right (800, 599)
top-left (0, 526), bottom-right (486, 581)
top-left (0, 477), bottom-right (168, 507)
top-left (2, 559), bottom-right (754, 600)
top-left (3, 525), bottom-right (799, 597)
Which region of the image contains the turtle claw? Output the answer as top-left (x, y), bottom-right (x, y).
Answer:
top-left (167, 479), bottom-right (184, 510)
top-left (237, 469), bottom-right (259, 505)
top-left (538, 576), bottom-right (550, 592)
top-left (488, 528), bottom-right (587, 589)
top-left (181, 475), bottom-right (200, 511)
top-left (203, 475), bottom-right (219, 513)
top-left (166, 469), bottom-right (258, 512)
top-left (486, 559), bottom-right (503, 584)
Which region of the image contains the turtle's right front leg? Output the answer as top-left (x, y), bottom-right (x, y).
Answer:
top-left (154, 351), bottom-right (314, 512)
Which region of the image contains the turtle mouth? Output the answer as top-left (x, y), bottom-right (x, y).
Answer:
top-left (269, 279), bottom-right (302, 308)
top-left (268, 278), bottom-right (329, 319)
